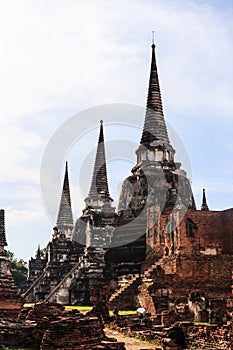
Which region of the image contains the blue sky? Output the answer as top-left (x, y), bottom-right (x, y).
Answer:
top-left (0, 0), bottom-right (232, 261)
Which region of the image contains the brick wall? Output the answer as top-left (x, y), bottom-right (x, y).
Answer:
top-left (221, 208), bottom-right (233, 254)
top-left (146, 208), bottom-right (233, 257)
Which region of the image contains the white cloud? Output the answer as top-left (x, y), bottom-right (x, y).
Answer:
top-left (0, 126), bottom-right (42, 182)
top-left (6, 207), bottom-right (52, 260)
top-left (0, 0), bottom-right (231, 123)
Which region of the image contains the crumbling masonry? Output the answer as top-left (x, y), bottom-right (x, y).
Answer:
top-left (20, 43), bottom-right (233, 327)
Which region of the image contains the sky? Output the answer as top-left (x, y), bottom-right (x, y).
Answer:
top-left (0, 0), bottom-right (232, 261)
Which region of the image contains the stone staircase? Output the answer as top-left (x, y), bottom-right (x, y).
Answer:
top-left (143, 262), bottom-right (160, 279)
top-left (142, 255), bottom-right (177, 282)
top-left (108, 260), bottom-right (166, 311)
top-left (44, 255), bottom-right (86, 304)
top-left (109, 274), bottom-right (141, 309)
top-left (23, 270), bottom-right (47, 302)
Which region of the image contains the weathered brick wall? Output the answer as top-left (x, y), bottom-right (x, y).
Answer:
top-left (1, 302), bottom-right (126, 349)
top-left (187, 323), bottom-right (232, 349)
top-left (142, 207), bottom-right (233, 312)
top-left (221, 208), bottom-right (233, 254)
top-left (137, 282), bottom-right (156, 315)
top-left (138, 252), bottom-right (233, 316)
top-left (146, 208), bottom-right (233, 258)
top-left (41, 315), bottom-right (105, 350)
top-left (0, 319), bottom-right (36, 348)
top-left (179, 209), bottom-right (233, 255)
top-left (0, 269), bottom-right (24, 319)
top-left (176, 254), bottom-right (232, 296)
top-left (154, 254), bottom-right (232, 300)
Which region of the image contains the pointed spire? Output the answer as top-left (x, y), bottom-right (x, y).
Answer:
top-left (36, 245), bottom-right (41, 259)
top-left (201, 188), bottom-right (209, 211)
top-left (0, 209), bottom-right (7, 246)
top-left (56, 162), bottom-right (74, 229)
top-left (152, 30), bottom-right (155, 45)
top-left (86, 121), bottom-right (113, 207)
top-left (140, 41), bottom-right (172, 149)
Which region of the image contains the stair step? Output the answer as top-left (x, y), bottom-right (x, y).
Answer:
top-left (109, 274), bottom-right (140, 303)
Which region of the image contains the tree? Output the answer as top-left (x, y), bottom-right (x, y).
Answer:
top-left (6, 251), bottom-right (28, 286)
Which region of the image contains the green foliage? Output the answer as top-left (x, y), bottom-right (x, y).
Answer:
top-left (6, 251), bottom-right (14, 261)
top-left (6, 250), bottom-right (28, 286)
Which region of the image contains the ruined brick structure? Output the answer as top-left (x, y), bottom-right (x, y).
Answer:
top-left (0, 213), bottom-right (125, 349)
top-left (22, 42), bottom-right (233, 325)
top-left (0, 209), bottom-right (24, 319)
top-left (0, 302), bottom-right (126, 349)
top-left (22, 163), bottom-right (84, 303)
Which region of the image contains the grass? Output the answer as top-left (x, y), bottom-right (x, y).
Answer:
top-left (65, 305), bottom-right (92, 311)
top-left (109, 310), bottom-right (137, 316)
top-left (24, 304), bottom-right (137, 315)
top-left (65, 305), bottom-right (137, 315)
top-left (24, 303), bottom-right (34, 307)
top-left (194, 322), bottom-right (210, 325)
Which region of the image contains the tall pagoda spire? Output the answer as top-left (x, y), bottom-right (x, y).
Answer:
top-left (0, 209), bottom-right (7, 247)
top-left (135, 40), bottom-right (175, 168)
top-left (85, 120), bottom-right (113, 209)
top-left (56, 162), bottom-right (73, 229)
top-left (201, 188), bottom-right (209, 211)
